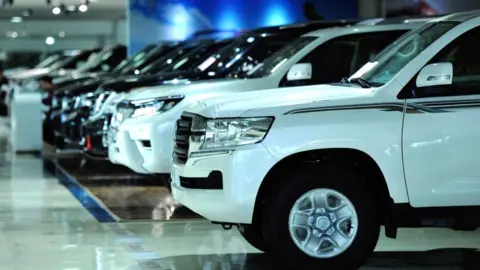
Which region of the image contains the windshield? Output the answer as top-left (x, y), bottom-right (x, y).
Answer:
top-left (139, 46), bottom-right (196, 74)
top-left (352, 21), bottom-right (459, 86)
top-left (143, 41), bottom-right (229, 74)
top-left (35, 54), bottom-right (65, 68)
top-left (113, 45), bottom-right (158, 73)
top-left (247, 36), bottom-right (316, 78)
top-left (120, 44), bottom-right (181, 74)
top-left (77, 49), bottom-right (115, 72)
top-left (194, 34), bottom-right (287, 77)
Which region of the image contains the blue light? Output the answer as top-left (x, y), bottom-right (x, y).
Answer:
top-left (264, 4), bottom-right (290, 26)
top-left (218, 8), bottom-right (241, 29)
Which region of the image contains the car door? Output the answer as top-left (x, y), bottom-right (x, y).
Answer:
top-left (402, 26), bottom-right (480, 207)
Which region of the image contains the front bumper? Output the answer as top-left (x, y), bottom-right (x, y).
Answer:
top-left (171, 144), bottom-right (278, 224)
top-left (108, 126), bottom-right (149, 174)
top-left (107, 112), bottom-right (178, 174)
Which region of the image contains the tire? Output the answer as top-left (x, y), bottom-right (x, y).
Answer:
top-left (238, 223), bottom-right (268, 252)
top-left (262, 163), bottom-right (380, 269)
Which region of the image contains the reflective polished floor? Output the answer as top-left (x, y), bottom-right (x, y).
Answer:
top-left (1, 121), bottom-right (480, 269)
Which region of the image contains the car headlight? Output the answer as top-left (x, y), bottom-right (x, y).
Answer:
top-left (131, 98), bottom-right (182, 118)
top-left (199, 117), bottom-right (274, 150)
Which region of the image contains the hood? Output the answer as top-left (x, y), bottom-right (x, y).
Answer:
top-left (4, 67), bottom-right (28, 76)
top-left (53, 74), bottom-right (114, 95)
top-left (100, 70), bottom-right (199, 92)
top-left (187, 84), bottom-right (375, 118)
top-left (8, 68), bottom-right (51, 80)
top-left (125, 78), bottom-right (242, 101)
top-left (101, 74), bottom-right (165, 92)
top-left (53, 77), bottom-right (106, 97)
top-left (49, 69), bottom-right (77, 78)
top-left (99, 68), bottom-right (233, 94)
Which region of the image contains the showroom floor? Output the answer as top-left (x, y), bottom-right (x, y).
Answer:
top-left (1, 122), bottom-right (480, 269)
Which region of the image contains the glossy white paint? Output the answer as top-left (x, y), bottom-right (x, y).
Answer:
top-left (403, 95), bottom-right (480, 207)
top-left (416, 62), bottom-right (453, 88)
top-left (171, 144), bottom-right (277, 224)
top-left (109, 22), bottom-right (423, 174)
top-left (174, 12), bottom-right (480, 224)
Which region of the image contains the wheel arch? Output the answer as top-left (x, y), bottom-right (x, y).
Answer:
top-left (251, 148), bottom-right (394, 229)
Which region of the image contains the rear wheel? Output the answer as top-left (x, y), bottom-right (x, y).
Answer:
top-left (238, 223), bottom-right (268, 252)
top-left (262, 164), bottom-right (380, 269)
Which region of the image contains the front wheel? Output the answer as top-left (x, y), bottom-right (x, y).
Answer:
top-left (262, 165), bottom-right (381, 269)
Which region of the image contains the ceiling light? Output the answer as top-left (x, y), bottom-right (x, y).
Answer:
top-left (52, 7), bottom-right (61, 15)
top-left (10, 31), bottom-right (18, 38)
top-left (58, 31), bottom-right (65, 38)
top-left (45, 36), bottom-right (55, 45)
top-left (78, 4), bottom-right (88, 12)
top-left (11, 16), bottom-right (22, 23)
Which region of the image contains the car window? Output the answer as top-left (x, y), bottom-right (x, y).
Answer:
top-left (196, 34), bottom-right (293, 78)
top-left (280, 30), bottom-right (408, 87)
top-left (247, 36), bottom-right (317, 78)
top-left (226, 37), bottom-right (287, 78)
top-left (353, 22), bottom-right (458, 86)
top-left (410, 26), bottom-right (480, 98)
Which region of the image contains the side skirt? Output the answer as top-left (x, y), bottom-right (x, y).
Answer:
top-left (391, 203), bottom-right (480, 231)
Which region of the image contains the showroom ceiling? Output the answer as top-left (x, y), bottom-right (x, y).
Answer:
top-left (0, 0), bottom-right (125, 20)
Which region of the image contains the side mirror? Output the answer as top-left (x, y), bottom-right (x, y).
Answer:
top-left (287, 63), bottom-right (312, 81)
top-left (416, 62), bottom-right (453, 88)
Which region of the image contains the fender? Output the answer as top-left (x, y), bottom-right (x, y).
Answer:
top-left (262, 107), bottom-right (409, 203)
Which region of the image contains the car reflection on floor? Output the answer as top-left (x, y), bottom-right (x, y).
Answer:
top-left (138, 249), bottom-right (480, 270)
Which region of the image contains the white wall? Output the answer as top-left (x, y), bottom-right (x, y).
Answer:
top-left (0, 19), bottom-right (127, 52)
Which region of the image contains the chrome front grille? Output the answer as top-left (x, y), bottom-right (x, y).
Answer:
top-left (110, 102), bottom-right (134, 128)
top-left (173, 115), bottom-right (193, 164)
top-left (173, 113), bottom-right (206, 164)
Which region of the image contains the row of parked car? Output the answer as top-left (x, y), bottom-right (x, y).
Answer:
top-left (37, 11), bottom-right (480, 269)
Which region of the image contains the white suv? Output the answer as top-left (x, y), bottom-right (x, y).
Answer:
top-left (107, 22), bottom-right (423, 175)
top-left (171, 11), bottom-right (480, 269)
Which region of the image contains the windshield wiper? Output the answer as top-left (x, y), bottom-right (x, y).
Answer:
top-left (341, 77), bottom-right (371, 88)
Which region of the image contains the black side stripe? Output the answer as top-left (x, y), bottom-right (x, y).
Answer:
top-left (284, 100), bottom-right (480, 115)
top-left (285, 102), bottom-right (405, 115)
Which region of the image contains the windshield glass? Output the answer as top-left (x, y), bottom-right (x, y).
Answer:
top-left (195, 36), bottom-right (256, 74)
top-left (35, 54), bottom-right (65, 68)
top-left (247, 36), bottom-right (316, 78)
top-left (144, 41), bottom-right (229, 74)
top-left (139, 46), bottom-right (195, 74)
top-left (352, 21), bottom-right (459, 86)
top-left (113, 45), bottom-right (157, 73)
top-left (77, 49), bottom-right (114, 72)
top-left (194, 34), bottom-right (287, 77)
top-left (120, 44), bottom-right (182, 74)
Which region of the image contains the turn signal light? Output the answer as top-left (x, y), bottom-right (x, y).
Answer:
top-left (86, 135), bottom-right (92, 150)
